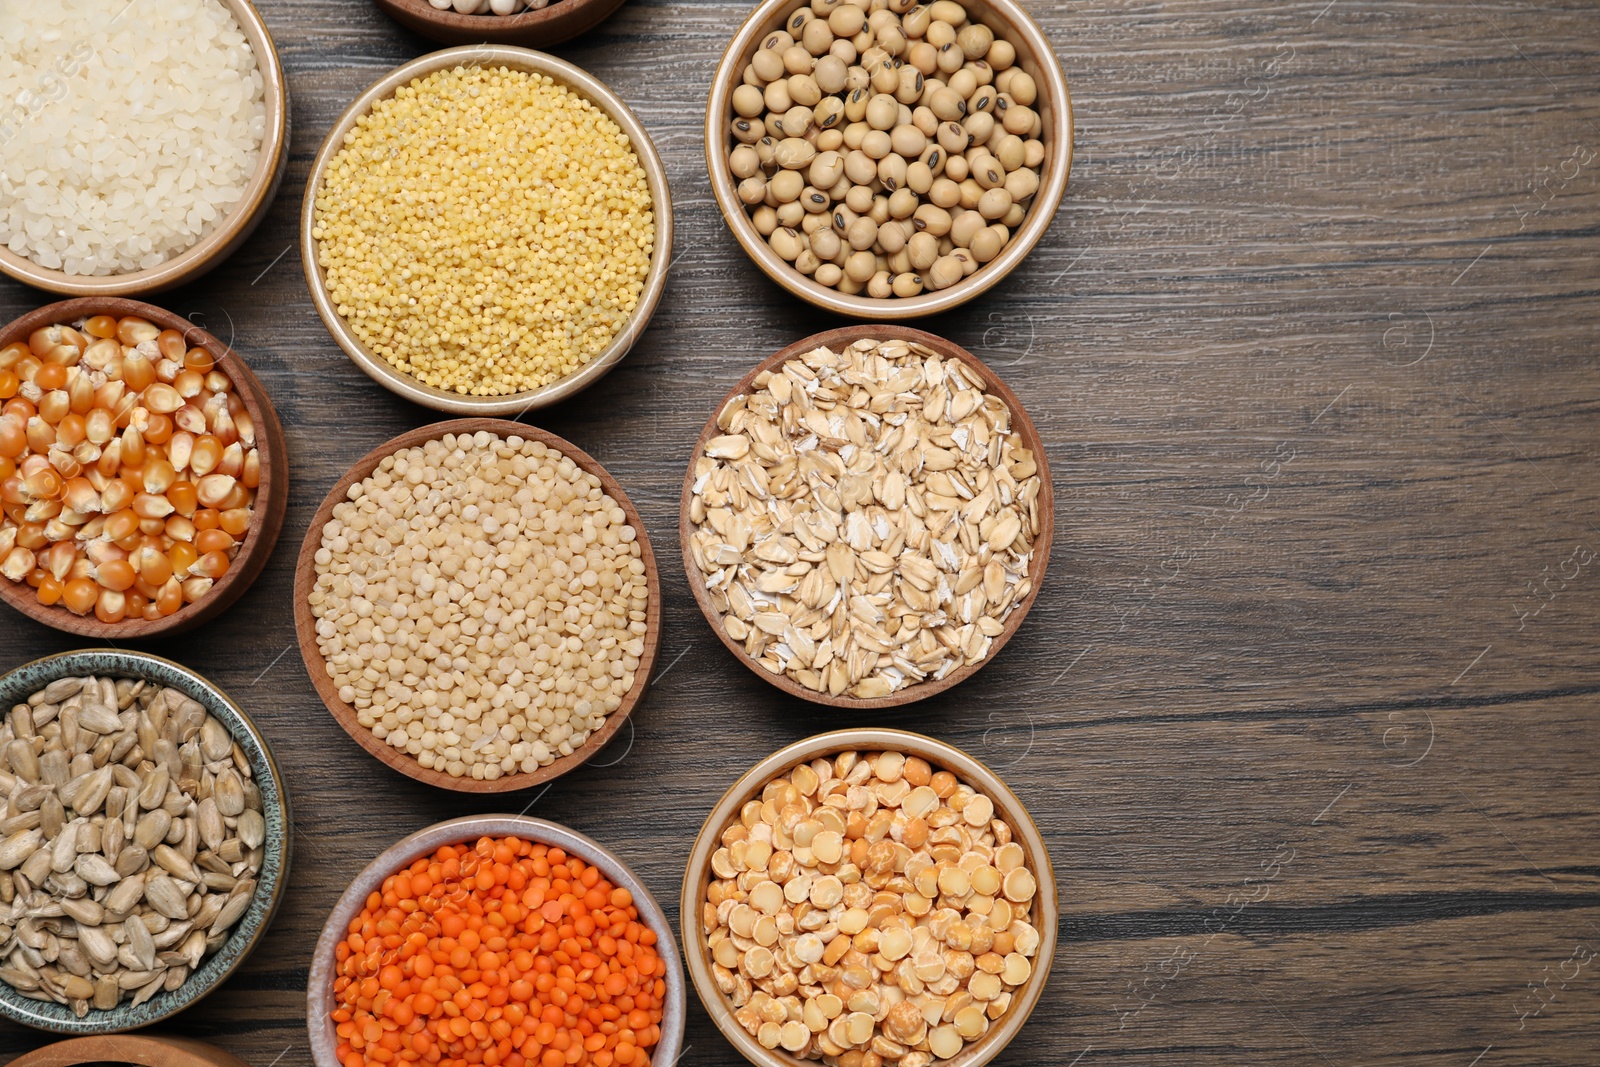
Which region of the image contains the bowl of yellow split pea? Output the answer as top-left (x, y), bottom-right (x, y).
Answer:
top-left (301, 46), bottom-right (672, 415)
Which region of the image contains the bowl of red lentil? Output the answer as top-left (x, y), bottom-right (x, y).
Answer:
top-left (307, 814), bottom-right (685, 1067)
top-left (0, 298), bottom-right (289, 638)
top-left (300, 46), bottom-right (672, 417)
top-left (681, 728), bottom-right (1057, 1067)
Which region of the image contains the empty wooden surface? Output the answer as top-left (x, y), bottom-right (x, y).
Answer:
top-left (2, 0), bottom-right (1598, 1064)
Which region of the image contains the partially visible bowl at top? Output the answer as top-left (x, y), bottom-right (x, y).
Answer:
top-left (706, 0), bottom-right (1072, 319)
top-left (373, 0), bottom-right (629, 48)
top-left (0, 0), bottom-right (289, 297)
top-left (0, 649), bottom-right (291, 1034)
top-left (0, 298), bottom-right (289, 639)
top-left (301, 45), bottom-right (672, 416)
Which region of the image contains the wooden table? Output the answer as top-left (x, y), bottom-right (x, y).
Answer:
top-left (4, 0), bottom-right (1599, 1063)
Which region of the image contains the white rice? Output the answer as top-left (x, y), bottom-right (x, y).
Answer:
top-left (0, 0), bottom-right (267, 276)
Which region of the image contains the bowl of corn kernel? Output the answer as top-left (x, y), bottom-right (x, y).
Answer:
top-left (301, 46), bottom-right (672, 416)
top-left (0, 298), bottom-right (288, 638)
top-left (682, 728), bottom-right (1057, 1067)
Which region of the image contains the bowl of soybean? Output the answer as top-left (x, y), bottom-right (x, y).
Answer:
top-left (707, 0), bottom-right (1073, 319)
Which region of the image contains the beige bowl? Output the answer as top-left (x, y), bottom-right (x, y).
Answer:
top-left (307, 815), bottom-right (686, 1067)
top-left (682, 728), bottom-right (1058, 1067)
top-left (0, 0), bottom-right (290, 297)
top-left (300, 45), bottom-right (673, 417)
top-left (706, 0), bottom-right (1073, 320)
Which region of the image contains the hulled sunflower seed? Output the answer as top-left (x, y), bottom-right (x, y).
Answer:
top-left (0, 678), bottom-right (269, 1015)
top-left (0, 829), bottom-right (43, 870)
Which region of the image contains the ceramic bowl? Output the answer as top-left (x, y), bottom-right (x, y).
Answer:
top-left (680, 324), bottom-right (1053, 708)
top-left (306, 814), bottom-right (685, 1067)
top-left (705, 0), bottom-right (1073, 319)
top-left (0, 649), bottom-right (291, 1033)
top-left (0, 0), bottom-right (289, 297)
top-left (292, 418), bottom-right (661, 793)
top-left (681, 728), bottom-right (1057, 1067)
top-left (373, 0), bottom-right (628, 48)
top-left (300, 45), bottom-right (672, 417)
top-left (0, 298), bottom-right (289, 639)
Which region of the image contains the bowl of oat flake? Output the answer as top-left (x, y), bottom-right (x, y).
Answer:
top-left (681, 325), bottom-right (1053, 708)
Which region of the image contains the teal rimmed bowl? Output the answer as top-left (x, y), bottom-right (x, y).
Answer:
top-left (0, 649), bottom-right (291, 1033)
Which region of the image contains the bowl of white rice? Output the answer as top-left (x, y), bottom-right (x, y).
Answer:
top-left (0, 0), bottom-right (289, 296)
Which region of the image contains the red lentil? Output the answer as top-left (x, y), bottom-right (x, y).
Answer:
top-left (332, 836), bottom-right (667, 1067)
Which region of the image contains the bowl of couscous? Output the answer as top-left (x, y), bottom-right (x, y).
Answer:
top-left (300, 46), bottom-right (672, 416)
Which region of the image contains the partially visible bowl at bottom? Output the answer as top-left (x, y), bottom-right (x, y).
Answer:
top-left (5, 1033), bottom-right (253, 1066)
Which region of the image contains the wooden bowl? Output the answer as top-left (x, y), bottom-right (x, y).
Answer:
top-left (373, 0), bottom-right (628, 48)
top-left (705, 0), bottom-right (1073, 320)
top-left (679, 325), bottom-right (1053, 708)
top-left (0, 297), bottom-right (289, 639)
top-left (293, 418), bottom-right (661, 793)
top-left (0, 0), bottom-right (290, 297)
top-left (0, 649), bottom-right (292, 1034)
top-left (300, 45), bottom-right (673, 417)
top-left (6, 1034), bottom-right (252, 1066)
top-left (681, 728), bottom-right (1058, 1067)
top-left (307, 814), bottom-right (685, 1067)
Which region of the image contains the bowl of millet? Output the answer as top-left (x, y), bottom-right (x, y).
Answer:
top-left (302, 46), bottom-right (673, 417)
top-left (0, 0), bottom-right (289, 297)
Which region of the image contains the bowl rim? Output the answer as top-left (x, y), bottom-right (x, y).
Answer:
top-left (299, 44), bottom-right (674, 417)
top-left (291, 417), bottom-right (662, 793)
top-left (704, 0), bottom-right (1074, 320)
top-left (305, 813), bottom-right (686, 1067)
top-left (678, 324), bottom-right (1053, 708)
top-left (679, 727), bottom-right (1058, 1067)
top-left (375, 0), bottom-right (628, 40)
top-left (0, 0), bottom-right (291, 298)
top-left (0, 297), bottom-right (290, 639)
top-left (0, 648), bottom-right (292, 1034)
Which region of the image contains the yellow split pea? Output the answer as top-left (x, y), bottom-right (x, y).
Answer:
top-left (312, 65), bottom-right (655, 396)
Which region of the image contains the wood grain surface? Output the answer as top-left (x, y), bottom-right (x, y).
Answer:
top-left (2, 0), bottom-right (1598, 1064)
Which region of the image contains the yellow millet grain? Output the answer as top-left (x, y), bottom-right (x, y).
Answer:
top-left (311, 65), bottom-right (655, 397)
top-left (307, 431), bottom-right (650, 781)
